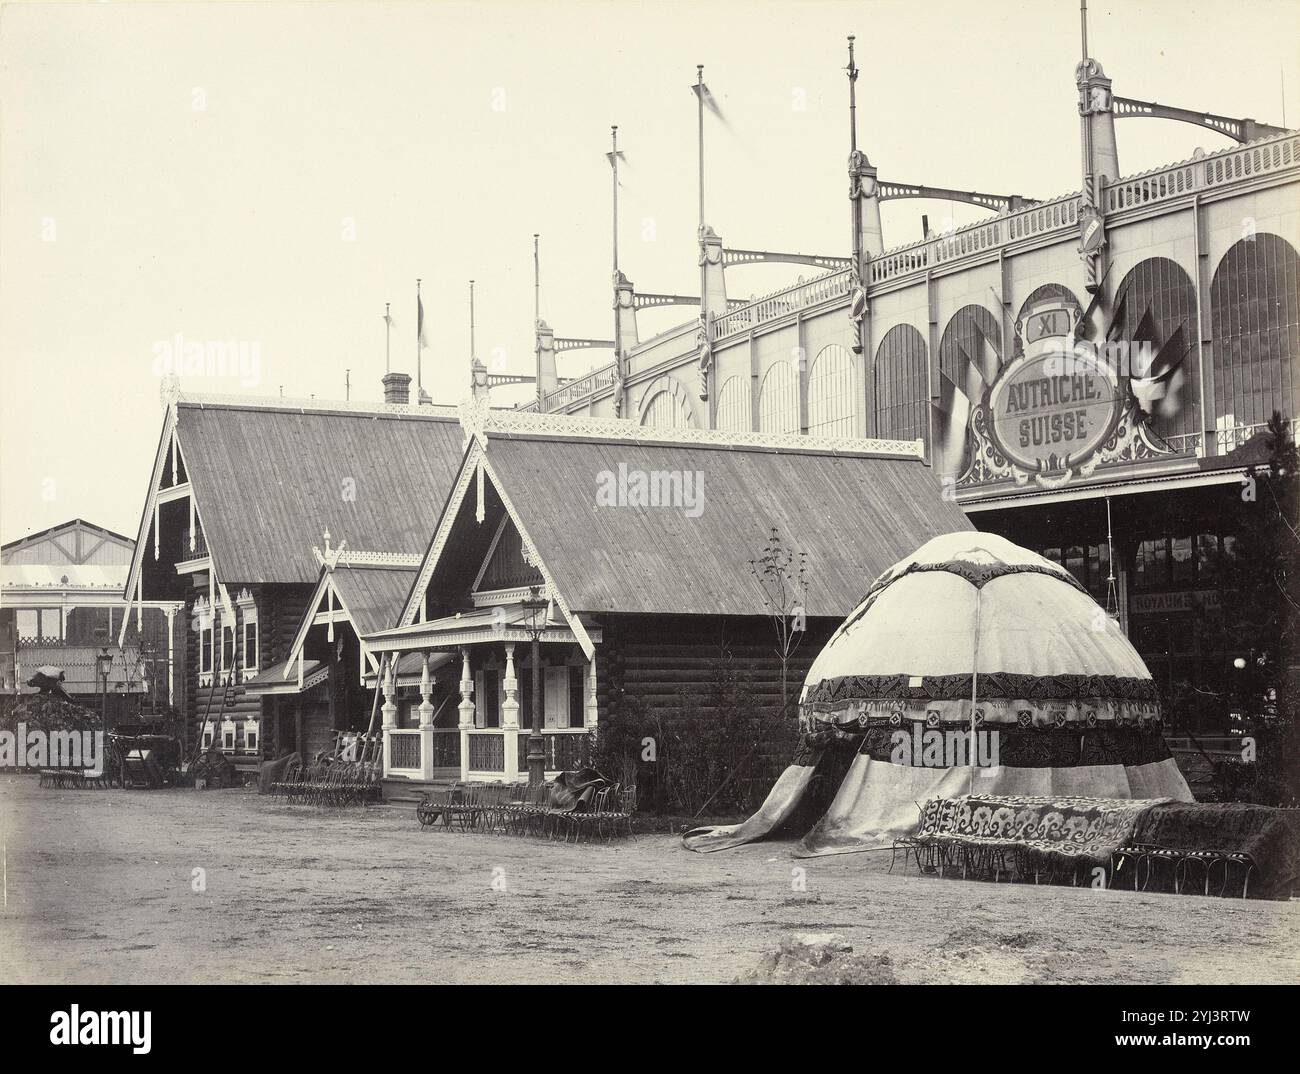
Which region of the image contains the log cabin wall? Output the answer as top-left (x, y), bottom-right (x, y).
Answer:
top-left (182, 581), bottom-right (313, 750)
top-left (595, 613), bottom-right (837, 724)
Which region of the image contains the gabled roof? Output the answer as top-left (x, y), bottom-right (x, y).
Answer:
top-left (327, 562), bottom-right (421, 638)
top-left (398, 409), bottom-right (972, 631)
top-left (282, 555), bottom-right (421, 677)
top-left (124, 394), bottom-right (467, 594)
top-left (244, 658), bottom-right (328, 696)
top-left (2, 518), bottom-right (133, 555)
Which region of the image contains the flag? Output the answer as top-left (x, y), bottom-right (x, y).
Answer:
top-left (692, 80), bottom-right (727, 125)
top-left (417, 294), bottom-right (428, 350)
top-left (606, 148), bottom-right (628, 188)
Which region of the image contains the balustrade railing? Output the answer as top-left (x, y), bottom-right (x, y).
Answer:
top-left (869, 191), bottom-right (1082, 286)
top-left (1107, 133), bottom-right (1299, 213)
top-left (431, 730), bottom-right (460, 768)
top-left (870, 132), bottom-right (1299, 288)
top-left (388, 731), bottom-right (421, 770)
top-left (467, 731), bottom-right (505, 772)
top-left (1215, 422), bottom-right (1274, 454)
top-left (179, 527), bottom-right (208, 559)
top-left (1156, 432), bottom-right (1205, 457)
top-left (712, 269), bottom-right (852, 340)
top-left (543, 364), bottom-right (620, 410)
top-left (516, 731), bottom-right (589, 772)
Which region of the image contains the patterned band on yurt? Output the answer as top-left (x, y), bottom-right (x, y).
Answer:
top-left (683, 532), bottom-right (1193, 857)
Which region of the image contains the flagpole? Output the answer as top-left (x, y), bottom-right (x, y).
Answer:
top-left (611, 126), bottom-right (620, 276)
top-left (847, 36), bottom-right (862, 280)
top-left (611, 126), bottom-right (621, 362)
top-left (534, 233), bottom-right (542, 408)
top-left (469, 279), bottom-right (476, 362)
top-left (696, 65), bottom-right (705, 233)
top-left (416, 278), bottom-right (423, 392)
top-left (384, 302), bottom-right (391, 374)
top-left (847, 35), bottom-right (858, 156)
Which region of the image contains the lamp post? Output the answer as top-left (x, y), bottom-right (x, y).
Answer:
top-left (520, 585), bottom-right (549, 785)
top-left (95, 647), bottom-right (113, 739)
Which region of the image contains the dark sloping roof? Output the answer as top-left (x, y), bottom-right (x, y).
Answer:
top-left (244, 658), bottom-right (326, 695)
top-left (328, 563), bottom-right (420, 637)
top-left (482, 434), bottom-right (973, 619)
top-left (178, 402), bottom-right (465, 585)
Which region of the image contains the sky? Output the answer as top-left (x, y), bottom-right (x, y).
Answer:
top-left (1, 0), bottom-right (1297, 544)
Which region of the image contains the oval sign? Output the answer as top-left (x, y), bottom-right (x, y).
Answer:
top-left (986, 341), bottom-right (1119, 474)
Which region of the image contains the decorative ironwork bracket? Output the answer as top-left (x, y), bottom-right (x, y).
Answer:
top-left (877, 183), bottom-right (1040, 212)
top-left (1112, 97), bottom-right (1290, 144)
top-left (554, 337), bottom-right (615, 353)
top-left (722, 248), bottom-right (852, 271)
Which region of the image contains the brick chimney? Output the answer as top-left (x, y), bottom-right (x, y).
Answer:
top-left (382, 372), bottom-right (411, 405)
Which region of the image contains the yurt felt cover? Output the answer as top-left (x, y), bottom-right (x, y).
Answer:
top-left (683, 532), bottom-right (1193, 856)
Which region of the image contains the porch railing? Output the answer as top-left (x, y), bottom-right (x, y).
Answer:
top-left (179, 527), bottom-right (209, 559)
top-left (517, 730), bottom-right (589, 773)
top-left (467, 731), bottom-right (505, 772)
top-left (431, 729), bottom-right (460, 768)
top-left (388, 731), bottom-right (421, 771)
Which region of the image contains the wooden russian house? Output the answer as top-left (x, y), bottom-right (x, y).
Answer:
top-left (121, 392), bottom-right (465, 768)
top-left (363, 408), bottom-right (971, 799)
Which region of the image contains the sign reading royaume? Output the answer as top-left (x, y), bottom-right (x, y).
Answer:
top-left (986, 299), bottom-right (1121, 475)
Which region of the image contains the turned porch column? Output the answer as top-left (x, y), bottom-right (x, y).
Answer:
top-left (418, 653), bottom-right (436, 780)
top-left (380, 652), bottom-right (398, 778)
top-left (585, 653), bottom-right (600, 739)
top-left (501, 642), bottom-right (520, 781)
top-left (457, 646), bottom-right (474, 780)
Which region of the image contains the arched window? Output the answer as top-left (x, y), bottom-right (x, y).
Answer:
top-left (714, 375), bottom-right (751, 432)
top-left (807, 344), bottom-right (855, 438)
top-left (874, 324), bottom-right (928, 444)
top-left (1113, 257), bottom-right (1200, 441)
top-left (1210, 233), bottom-right (1300, 441)
top-left (638, 377), bottom-right (696, 429)
top-left (939, 304), bottom-right (1002, 395)
top-left (757, 361), bottom-right (799, 434)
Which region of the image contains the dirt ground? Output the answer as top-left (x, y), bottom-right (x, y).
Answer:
top-left (1, 773), bottom-right (1297, 984)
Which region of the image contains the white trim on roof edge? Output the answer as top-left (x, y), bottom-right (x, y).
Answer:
top-left (176, 390), bottom-right (459, 420)
top-left (397, 440), bottom-right (595, 659)
top-left (121, 405), bottom-right (224, 645)
top-left (456, 399), bottom-right (923, 459)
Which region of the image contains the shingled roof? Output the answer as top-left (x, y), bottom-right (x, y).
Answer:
top-left (398, 413), bottom-right (973, 628)
top-left (125, 396), bottom-right (468, 594)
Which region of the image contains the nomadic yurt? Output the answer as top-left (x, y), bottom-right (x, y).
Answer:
top-left (684, 532), bottom-right (1194, 856)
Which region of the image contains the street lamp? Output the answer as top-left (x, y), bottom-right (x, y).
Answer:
top-left (520, 585), bottom-right (550, 785)
top-left (95, 647), bottom-right (113, 738)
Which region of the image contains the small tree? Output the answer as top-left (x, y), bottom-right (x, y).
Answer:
top-left (749, 528), bottom-right (810, 708)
